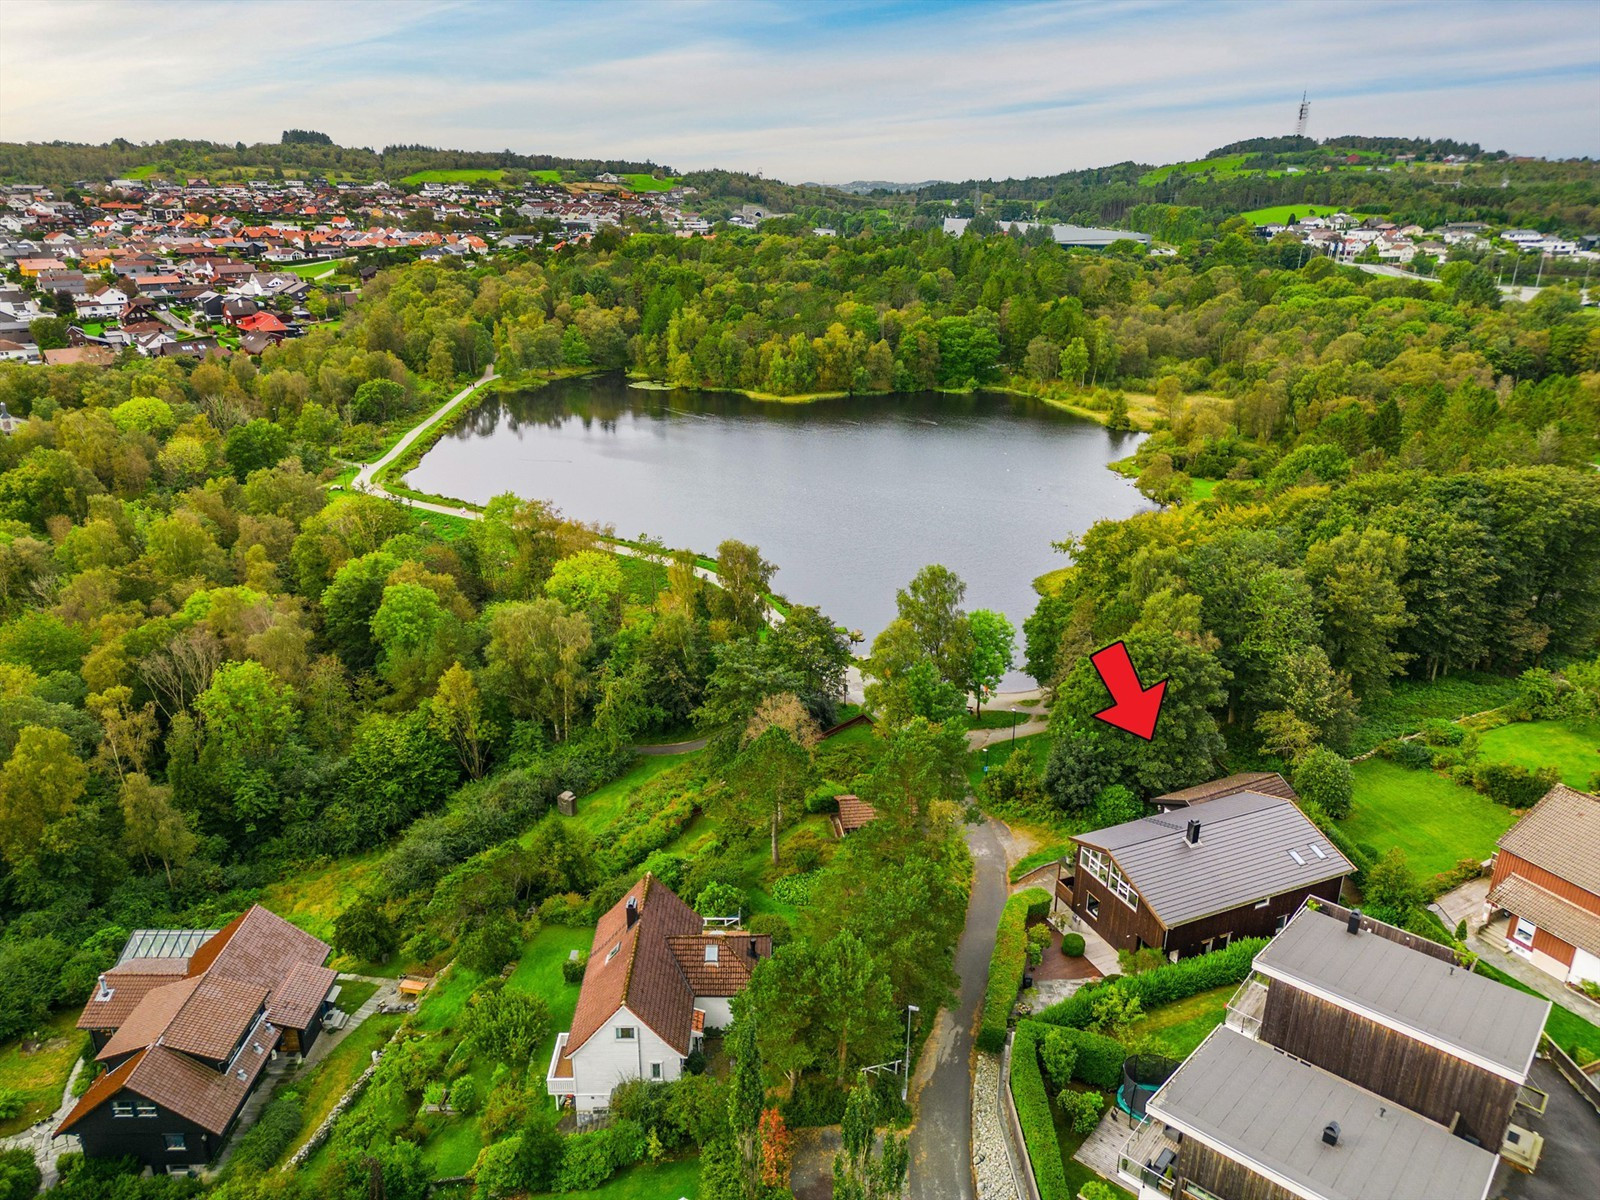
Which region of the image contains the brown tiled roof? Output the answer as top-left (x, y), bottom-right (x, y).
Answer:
top-left (1497, 785), bottom-right (1600, 897)
top-left (1490, 875), bottom-right (1600, 957)
top-left (834, 794), bottom-right (878, 833)
top-left (564, 875), bottom-right (704, 1062)
top-left (190, 905), bottom-right (331, 992)
top-left (265, 962), bottom-right (336, 1030)
top-left (96, 978), bottom-right (201, 1062)
top-left (667, 933), bottom-right (772, 996)
top-left (160, 976), bottom-right (269, 1061)
top-left (57, 1051), bottom-right (145, 1133)
top-left (1154, 772), bottom-right (1299, 807)
top-left (77, 970), bottom-right (186, 1031)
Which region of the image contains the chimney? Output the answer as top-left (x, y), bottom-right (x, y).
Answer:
top-left (1185, 820), bottom-right (1201, 845)
top-left (1347, 909), bottom-right (1361, 936)
top-left (1323, 1121), bottom-right (1341, 1147)
top-left (625, 896), bottom-right (638, 929)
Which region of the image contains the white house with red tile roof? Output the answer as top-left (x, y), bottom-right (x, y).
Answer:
top-left (547, 874), bottom-right (769, 1112)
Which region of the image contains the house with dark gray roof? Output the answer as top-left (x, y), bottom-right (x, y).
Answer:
top-left (1232, 901), bottom-right (1549, 1148)
top-left (1063, 790), bottom-right (1351, 960)
top-left (1122, 1026), bottom-right (1500, 1200)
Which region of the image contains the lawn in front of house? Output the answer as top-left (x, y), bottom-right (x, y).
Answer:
top-left (0, 1011), bottom-right (86, 1137)
top-left (1122, 985), bottom-right (1233, 1060)
top-left (620, 174), bottom-right (677, 192)
top-left (1341, 759), bottom-right (1518, 878)
top-left (533, 1156), bottom-right (700, 1199)
top-left (506, 925), bottom-right (595, 1079)
top-left (333, 979), bottom-right (379, 1016)
top-left (1476, 718), bottom-right (1600, 790)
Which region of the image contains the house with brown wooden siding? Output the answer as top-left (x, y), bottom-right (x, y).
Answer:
top-left (1063, 792), bottom-right (1350, 960)
top-left (1152, 771), bottom-right (1298, 813)
top-left (1484, 783), bottom-right (1600, 990)
top-left (59, 906), bottom-right (336, 1172)
top-left (1117, 902), bottom-right (1547, 1200)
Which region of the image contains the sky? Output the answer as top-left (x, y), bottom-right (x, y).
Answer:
top-left (3, 0), bottom-right (1598, 182)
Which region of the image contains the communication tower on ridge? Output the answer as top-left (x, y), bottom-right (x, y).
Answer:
top-left (1295, 92), bottom-right (1311, 140)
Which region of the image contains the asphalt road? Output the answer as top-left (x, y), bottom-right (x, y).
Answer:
top-left (907, 815), bottom-right (1009, 1200)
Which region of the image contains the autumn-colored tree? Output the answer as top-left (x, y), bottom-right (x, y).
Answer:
top-left (758, 1107), bottom-right (793, 1189)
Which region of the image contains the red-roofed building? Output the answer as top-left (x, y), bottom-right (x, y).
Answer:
top-left (60, 905), bottom-right (335, 1171)
top-left (546, 875), bottom-right (769, 1113)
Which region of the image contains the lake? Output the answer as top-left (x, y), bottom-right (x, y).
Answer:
top-left (406, 374), bottom-right (1148, 685)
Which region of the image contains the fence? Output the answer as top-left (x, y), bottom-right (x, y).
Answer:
top-left (1543, 1034), bottom-right (1600, 1117)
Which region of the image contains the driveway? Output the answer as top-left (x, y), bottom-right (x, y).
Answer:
top-left (1495, 1058), bottom-right (1600, 1200)
top-left (907, 815), bottom-right (1009, 1200)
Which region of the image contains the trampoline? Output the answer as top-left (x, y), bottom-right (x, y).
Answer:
top-left (1117, 1054), bottom-right (1179, 1119)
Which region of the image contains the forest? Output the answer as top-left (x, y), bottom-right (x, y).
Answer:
top-left (0, 205), bottom-right (1596, 1196)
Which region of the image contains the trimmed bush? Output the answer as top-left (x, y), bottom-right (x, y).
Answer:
top-left (1030, 1023), bottom-right (1123, 1089)
top-left (1035, 938), bottom-right (1266, 1030)
top-left (1062, 932), bottom-right (1085, 957)
top-left (978, 888), bottom-right (1052, 1052)
top-left (1009, 1022), bottom-right (1072, 1200)
top-left (1024, 891), bottom-right (1052, 925)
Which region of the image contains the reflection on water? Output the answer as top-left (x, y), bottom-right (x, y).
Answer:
top-left (408, 374), bottom-right (1148, 684)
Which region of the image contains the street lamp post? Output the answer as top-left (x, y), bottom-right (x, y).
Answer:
top-left (903, 1004), bottom-right (920, 1101)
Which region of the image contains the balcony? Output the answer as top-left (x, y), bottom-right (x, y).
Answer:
top-left (1118, 1117), bottom-right (1182, 1197)
top-left (545, 1032), bottom-right (575, 1096)
top-left (1224, 976), bottom-right (1268, 1040)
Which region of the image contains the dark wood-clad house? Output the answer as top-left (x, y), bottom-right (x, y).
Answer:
top-left (1117, 902), bottom-right (1547, 1200)
top-left (1062, 792), bottom-right (1350, 960)
top-left (59, 906), bottom-right (337, 1172)
top-left (1485, 783), bottom-right (1600, 990)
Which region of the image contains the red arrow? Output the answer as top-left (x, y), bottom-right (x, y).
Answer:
top-left (1090, 641), bottom-right (1167, 741)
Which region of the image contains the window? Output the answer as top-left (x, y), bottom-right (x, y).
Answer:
top-left (1255, 897), bottom-right (1271, 909)
top-left (650, 1062), bottom-right (662, 1080)
top-left (1512, 917), bottom-right (1536, 948)
top-left (1287, 849), bottom-right (1306, 866)
top-left (136, 1102), bottom-right (158, 1117)
top-left (704, 944), bottom-right (719, 964)
top-left (1275, 914), bottom-right (1289, 933)
top-left (604, 942), bottom-right (621, 965)
top-left (615, 1026), bottom-right (635, 1040)
top-left (111, 1102), bottom-right (134, 1118)
top-left (1310, 844), bottom-right (1327, 860)
top-left (164, 1133), bottom-right (187, 1152)
top-left (1085, 896), bottom-right (1101, 919)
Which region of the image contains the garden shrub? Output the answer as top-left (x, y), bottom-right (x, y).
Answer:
top-left (0, 1148), bottom-right (41, 1200)
top-left (553, 1119), bottom-right (644, 1191)
top-left (1080, 1182), bottom-right (1121, 1200)
top-left (694, 880), bottom-right (746, 918)
top-left (1026, 924), bottom-right (1050, 967)
top-left (768, 871), bottom-right (819, 907)
top-left (1470, 762), bottom-right (1559, 809)
top-left (1035, 938), bottom-right (1265, 1030)
top-left (1009, 1022), bottom-right (1072, 1200)
top-left (1023, 890), bottom-right (1052, 926)
top-left (561, 952), bottom-right (587, 985)
top-left (748, 913), bottom-right (792, 948)
top-left (1293, 748), bottom-right (1352, 820)
top-left (1059, 1087), bottom-right (1106, 1134)
top-left (1062, 932), bottom-right (1085, 957)
top-left (1380, 738), bottom-right (1434, 770)
top-left (227, 1088), bottom-right (302, 1174)
top-left (1039, 1027), bottom-right (1077, 1090)
top-left (1026, 1023), bottom-right (1123, 1089)
top-left (1423, 859), bottom-right (1484, 901)
top-left (0, 1089), bottom-right (23, 1122)
top-left (978, 888), bottom-right (1051, 1052)
top-left (448, 1075), bottom-right (478, 1115)
top-left (781, 1076), bottom-right (849, 1128)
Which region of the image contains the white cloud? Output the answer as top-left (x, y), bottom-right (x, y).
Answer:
top-left (2, 0), bottom-right (1596, 180)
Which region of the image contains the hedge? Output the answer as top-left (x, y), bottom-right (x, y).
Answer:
top-left (978, 887), bottom-right (1052, 1052)
top-left (1030, 1023), bottom-right (1124, 1089)
top-left (1035, 937), bottom-right (1266, 1029)
top-left (1010, 1022), bottom-right (1072, 1200)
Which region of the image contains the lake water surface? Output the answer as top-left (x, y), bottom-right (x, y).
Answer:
top-left (407, 375), bottom-right (1148, 684)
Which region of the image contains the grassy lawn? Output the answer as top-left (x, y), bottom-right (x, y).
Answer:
top-left (506, 925), bottom-right (594, 1077)
top-left (1238, 203), bottom-right (1365, 225)
top-left (0, 1011), bottom-right (86, 1137)
top-left (279, 257), bottom-right (354, 279)
top-left (620, 173), bottom-right (677, 192)
top-left (1010, 843), bottom-right (1072, 883)
top-left (531, 169), bottom-right (564, 184)
top-left (259, 852), bottom-right (386, 957)
top-left (1476, 718), bottom-right (1600, 789)
top-left (966, 732), bottom-right (1051, 795)
top-left (556, 752), bottom-right (700, 837)
top-left (969, 708), bottom-right (1032, 731)
top-left (1349, 671), bottom-right (1522, 755)
top-left (1123, 986), bottom-right (1232, 1059)
top-left (1188, 477), bottom-right (1218, 500)
top-left (421, 1114), bottom-right (483, 1176)
top-left (533, 1156), bottom-right (699, 1199)
top-left (1342, 759), bottom-right (1518, 877)
top-left (1139, 154), bottom-right (1252, 185)
top-left (400, 168), bottom-right (507, 185)
top-left (279, 1013), bottom-right (402, 1164)
top-left (334, 979), bottom-right (379, 1015)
